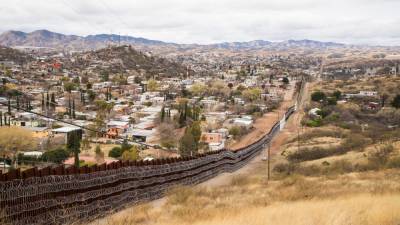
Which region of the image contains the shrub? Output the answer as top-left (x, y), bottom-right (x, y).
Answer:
top-left (305, 118), bottom-right (322, 127)
top-left (368, 144), bottom-right (394, 167)
top-left (122, 148), bottom-right (139, 161)
top-left (387, 156), bottom-right (400, 168)
top-left (273, 162), bottom-right (297, 175)
top-left (332, 90), bottom-right (342, 100)
top-left (324, 113), bottom-right (340, 122)
top-left (391, 94), bottom-right (400, 108)
top-left (327, 97), bottom-right (337, 105)
top-left (311, 91), bottom-right (326, 102)
top-left (287, 147), bottom-right (334, 162)
top-left (41, 148), bottom-right (70, 163)
top-left (329, 159), bottom-right (354, 174)
top-left (289, 128), bottom-right (345, 142)
top-left (341, 134), bottom-right (369, 151)
top-left (109, 147), bottom-right (123, 158)
top-left (229, 126), bottom-right (241, 139)
top-left (316, 109), bottom-right (330, 118)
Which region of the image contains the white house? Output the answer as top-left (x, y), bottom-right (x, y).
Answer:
top-left (233, 117), bottom-right (253, 129)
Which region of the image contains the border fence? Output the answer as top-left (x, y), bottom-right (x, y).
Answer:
top-left (0, 80), bottom-right (305, 225)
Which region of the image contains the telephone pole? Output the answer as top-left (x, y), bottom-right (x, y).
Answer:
top-left (267, 141), bottom-right (271, 180)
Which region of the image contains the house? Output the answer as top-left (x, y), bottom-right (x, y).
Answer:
top-left (208, 142), bottom-right (225, 151)
top-left (232, 117), bottom-right (253, 129)
top-left (106, 127), bottom-right (120, 139)
top-left (106, 120), bottom-right (129, 139)
top-left (233, 97), bottom-right (245, 105)
top-left (200, 98), bottom-right (218, 110)
top-left (201, 132), bottom-right (226, 151)
top-left (125, 128), bottom-right (156, 143)
top-left (204, 112), bottom-right (227, 124)
top-left (201, 132), bottom-right (224, 144)
top-left (52, 127), bottom-right (82, 144)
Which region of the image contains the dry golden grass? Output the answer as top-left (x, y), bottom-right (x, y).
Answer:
top-left (183, 194), bottom-right (400, 225)
top-left (96, 167), bottom-right (400, 225)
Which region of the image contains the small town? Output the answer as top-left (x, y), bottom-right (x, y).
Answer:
top-left (0, 44), bottom-right (303, 169)
top-left (1, 1), bottom-right (400, 225)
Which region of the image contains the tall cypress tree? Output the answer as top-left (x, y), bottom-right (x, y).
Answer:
top-left (67, 131), bottom-right (81, 167)
top-left (72, 99), bottom-right (76, 119)
top-left (7, 99), bottom-right (11, 114)
top-left (46, 92), bottom-right (50, 108)
top-left (160, 106), bottom-right (165, 122)
top-left (68, 97), bottom-right (72, 117)
top-left (16, 96), bottom-right (19, 111)
top-left (51, 93), bottom-right (56, 111)
top-left (41, 93), bottom-right (45, 112)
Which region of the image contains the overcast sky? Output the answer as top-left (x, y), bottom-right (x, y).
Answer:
top-left (0, 0), bottom-right (399, 45)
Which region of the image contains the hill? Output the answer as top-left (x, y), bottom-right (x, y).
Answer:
top-left (0, 45), bottom-right (32, 64)
top-left (72, 45), bottom-right (189, 77)
top-left (0, 29), bottom-right (347, 51)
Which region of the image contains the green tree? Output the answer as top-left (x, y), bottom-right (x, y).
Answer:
top-left (41, 148), bottom-right (69, 163)
top-left (63, 82), bottom-right (76, 93)
top-left (333, 90), bottom-right (342, 100)
top-left (190, 83), bottom-right (207, 96)
top-left (179, 128), bottom-right (197, 156)
top-left (160, 106), bottom-right (166, 122)
top-left (190, 121), bottom-right (202, 146)
top-left (242, 88), bottom-right (262, 102)
top-left (67, 131), bottom-right (81, 167)
top-left (311, 91), bottom-right (326, 102)
top-left (147, 79), bottom-right (159, 92)
top-left (392, 94), bottom-right (400, 109)
top-left (121, 146), bottom-right (139, 161)
top-left (121, 139), bottom-right (132, 152)
top-left (109, 147), bottom-right (123, 158)
top-left (282, 77), bottom-right (289, 84)
top-left (87, 90), bottom-right (96, 102)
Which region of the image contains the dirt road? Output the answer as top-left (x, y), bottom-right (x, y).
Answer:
top-left (229, 83), bottom-right (296, 150)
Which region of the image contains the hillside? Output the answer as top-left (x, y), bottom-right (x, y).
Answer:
top-left (0, 30), bottom-right (173, 50)
top-left (0, 30), bottom-right (348, 51)
top-left (0, 45), bottom-right (32, 64)
top-left (72, 45), bottom-right (189, 77)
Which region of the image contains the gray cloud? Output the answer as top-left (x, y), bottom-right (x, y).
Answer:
top-left (0, 0), bottom-right (399, 45)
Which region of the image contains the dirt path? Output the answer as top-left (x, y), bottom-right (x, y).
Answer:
top-left (229, 84), bottom-right (296, 150)
top-left (200, 83), bottom-right (310, 188)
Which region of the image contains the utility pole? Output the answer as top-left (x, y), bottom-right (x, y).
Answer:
top-left (298, 126), bottom-right (300, 152)
top-left (267, 141), bottom-right (271, 180)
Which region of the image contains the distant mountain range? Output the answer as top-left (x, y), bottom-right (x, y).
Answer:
top-left (0, 29), bottom-right (347, 51)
